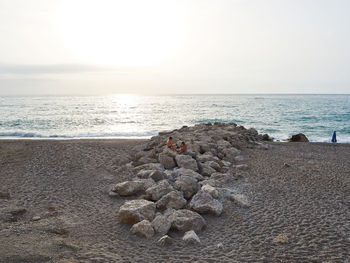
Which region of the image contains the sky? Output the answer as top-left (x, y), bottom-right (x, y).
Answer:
top-left (0, 0), bottom-right (350, 95)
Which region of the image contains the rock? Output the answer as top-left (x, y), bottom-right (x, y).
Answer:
top-left (157, 235), bottom-right (173, 247)
top-left (158, 153), bottom-right (176, 169)
top-left (172, 168), bottom-right (204, 181)
top-left (112, 181), bottom-right (145, 196)
top-left (175, 155), bottom-right (198, 171)
top-left (134, 156), bottom-right (157, 166)
top-left (221, 147), bottom-right (240, 162)
top-left (283, 163), bottom-right (291, 168)
top-left (234, 155), bottom-right (245, 162)
top-left (151, 214), bottom-right (171, 235)
top-left (182, 230), bottom-right (200, 245)
top-left (174, 175), bottom-right (199, 199)
top-left (31, 216), bottom-right (41, 221)
top-left (209, 173), bottom-right (233, 186)
top-left (196, 153), bottom-right (214, 163)
top-left (217, 139), bottom-right (232, 149)
top-left (130, 220), bottom-right (154, 238)
top-left (274, 233), bottom-right (289, 244)
top-left (262, 134), bottom-right (271, 141)
top-left (206, 161), bottom-right (221, 171)
top-left (201, 184), bottom-right (219, 199)
top-left (137, 169), bottom-right (154, 179)
top-left (217, 242), bottom-right (224, 249)
top-left (119, 199), bottom-right (156, 224)
top-left (133, 163), bottom-right (165, 173)
top-left (198, 162), bottom-right (216, 177)
top-left (145, 180), bottom-right (174, 201)
top-left (156, 191), bottom-right (187, 210)
top-left (289, 133), bottom-right (309, 142)
top-left (229, 193), bottom-right (250, 207)
top-left (221, 160), bottom-right (231, 167)
top-left (149, 170), bottom-right (168, 182)
top-left (168, 209), bottom-right (206, 232)
top-left (189, 191), bottom-right (223, 216)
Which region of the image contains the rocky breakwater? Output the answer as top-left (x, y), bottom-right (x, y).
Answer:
top-left (110, 123), bottom-right (270, 245)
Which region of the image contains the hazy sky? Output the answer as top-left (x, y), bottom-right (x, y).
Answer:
top-left (0, 0), bottom-right (349, 95)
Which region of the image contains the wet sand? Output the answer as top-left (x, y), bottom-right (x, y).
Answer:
top-left (0, 139), bottom-right (349, 262)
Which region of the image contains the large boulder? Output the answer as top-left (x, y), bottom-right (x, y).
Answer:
top-left (196, 153), bottom-right (214, 163)
top-left (183, 230), bottom-right (200, 245)
top-left (119, 199), bottom-right (156, 224)
top-left (189, 191), bottom-right (223, 216)
top-left (133, 163), bottom-right (165, 173)
top-left (151, 214), bottom-right (172, 235)
top-left (198, 162), bottom-right (216, 177)
top-left (221, 147), bottom-right (240, 162)
top-left (205, 161), bottom-right (221, 171)
top-left (156, 191), bottom-right (187, 210)
top-left (173, 175), bottom-right (199, 199)
top-left (158, 153), bottom-right (176, 169)
top-left (168, 209), bottom-right (206, 232)
top-left (112, 180), bottom-right (145, 196)
top-left (175, 155), bottom-right (198, 171)
top-left (289, 133), bottom-right (309, 142)
top-left (172, 168), bottom-right (204, 181)
top-left (145, 180), bottom-right (174, 201)
top-left (201, 184), bottom-right (219, 199)
top-left (130, 220), bottom-right (154, 238)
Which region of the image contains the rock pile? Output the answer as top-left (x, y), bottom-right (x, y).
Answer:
top-left (110, 123), bottom-right (269, 244)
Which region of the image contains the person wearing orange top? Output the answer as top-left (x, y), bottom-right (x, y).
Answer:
top-left (166, 136), bottom-right (175, 151)
top-left (177, 142), bottom-right (187, 154)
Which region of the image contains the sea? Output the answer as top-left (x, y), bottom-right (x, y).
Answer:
top-left (0, 94), bottom-right (349, 143)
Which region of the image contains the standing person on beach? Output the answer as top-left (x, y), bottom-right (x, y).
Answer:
top-left (166, 137), bottom-right (175, 151)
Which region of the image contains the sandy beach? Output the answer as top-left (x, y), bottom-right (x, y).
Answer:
top-left (1, 137), bottom-right (349, 262)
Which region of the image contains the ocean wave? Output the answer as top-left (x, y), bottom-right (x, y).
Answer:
top-left (0, 131), bottom-right (156, 139)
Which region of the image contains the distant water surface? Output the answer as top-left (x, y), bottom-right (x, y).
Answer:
top-left (0, 94), bottom-right (349, 142)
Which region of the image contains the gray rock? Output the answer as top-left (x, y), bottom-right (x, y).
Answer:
top-left (168, 209), bottom-right (206, 232)
top-left (229, 193), bottom-right (250, 207)
top-left (175, 155), bottom-right (198, 171)
top-left (189, 191), bottom-right (223, 216)
top-left (151, 214), bottom-right (171, 235)
top-left (156, 191), bottom-right (187, 210)
top-left (149, 170), bottom-right (168, 181)
top-left (133, 163), bottom-right (165, 173)
top-left (130, 220), bottom-right (154, 238)
top-left (112, 181), bottom-right (145, 196)
top-left (198, 162), bottom-right (216, 177)
top-left (201, 184), bottom-right (219, 199)
top-left (157, 235), bottom-right (173, 247)
top-left (137, 169), bottom-right (155, 179)
top-left (172, 168), bottom-right (204, 181)
top-left (206, 161), bottom-right (221, 171)
top-left (196, 153), bottom-right (214, 163)
top-left (174, 175), bottom-right (199, 199)
top-left (158, 153), bottom-right (176, 169)
top-left (183, 230), bottom-right (200, 245)
top-left (145, 180), bottom-right (174, 201)
top-left (119, 199), bottom-right (156, 224)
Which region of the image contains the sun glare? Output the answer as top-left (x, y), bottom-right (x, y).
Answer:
top-left (59, 0), bottom-right (184, 66)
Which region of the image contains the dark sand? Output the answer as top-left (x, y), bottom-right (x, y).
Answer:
top-left (0, 139), bottom-right (349, 262)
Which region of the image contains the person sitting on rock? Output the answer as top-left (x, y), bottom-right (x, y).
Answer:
top-left (166, 137), bottom-right (175, 151)
top-left (176, 141), bottom-right (187, 154)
